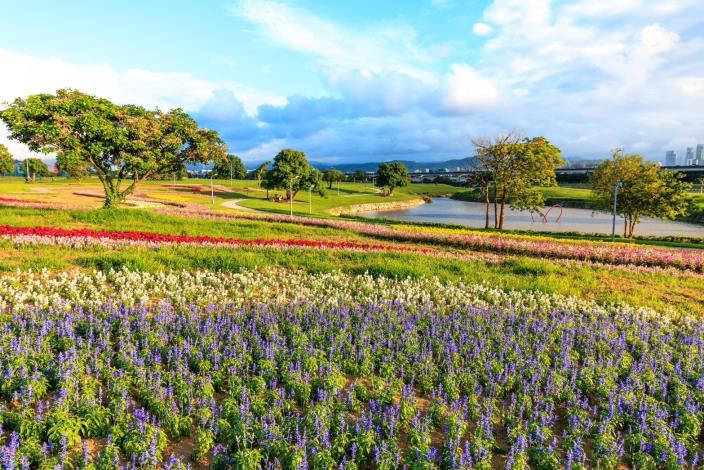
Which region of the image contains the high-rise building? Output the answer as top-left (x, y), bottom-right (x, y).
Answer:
top-left (696, 144), bottom-right (704, 165)
top-left (665, 150), bottom-right (677, 166)
top-left (686, 147), bottom-right (695, 166)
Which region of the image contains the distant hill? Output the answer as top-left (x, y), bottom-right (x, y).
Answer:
top-left (311, 157), bottom-right (476, 173)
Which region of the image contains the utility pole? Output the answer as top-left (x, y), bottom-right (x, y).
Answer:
top-left (611, 181), bottom-right (622, 242)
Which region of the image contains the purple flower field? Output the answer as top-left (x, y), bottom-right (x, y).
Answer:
top-left (0, 283), bottom-right (702, 469)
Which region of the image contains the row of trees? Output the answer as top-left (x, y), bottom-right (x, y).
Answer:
top-left (0, 144), bottom-right (52, 181)
top-left (467, 134), bottom-right (693, 237)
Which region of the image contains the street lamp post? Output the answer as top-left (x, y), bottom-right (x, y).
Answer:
top-left (289, 175), bottom-right (300, 218)
top-left (611, 181), bottom-right (622, 241)
top-left (210, 173), bottom-right (215, 205)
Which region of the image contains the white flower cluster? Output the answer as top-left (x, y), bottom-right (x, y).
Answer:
top-left (0, 267), bottom-right (674, 322)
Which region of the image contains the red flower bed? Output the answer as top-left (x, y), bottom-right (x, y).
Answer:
top-left (0, 224), bottom-right (433, 255)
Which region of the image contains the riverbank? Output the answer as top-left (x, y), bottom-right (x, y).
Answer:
top-left (327, 198), bottom-right (426, 216)
top-left (361, 197), bottom-right (704, 239)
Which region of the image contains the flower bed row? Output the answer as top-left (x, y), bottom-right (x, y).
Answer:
top-left (0, 268), bottom-right (701, 468)
top-left (157, 207), bottom-right (704, 271)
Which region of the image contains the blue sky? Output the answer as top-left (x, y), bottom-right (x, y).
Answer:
top-left (1, 0), bottom-right (703, 164)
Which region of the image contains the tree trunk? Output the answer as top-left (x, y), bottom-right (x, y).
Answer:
top-left (484, 183), bottom-right (490, 229)
top-left (493, 183), bottom-right (499, 229)
top-left (498, 188), bottom-right (507, 230)
top-left (623, 217), bottom-right (629, 238)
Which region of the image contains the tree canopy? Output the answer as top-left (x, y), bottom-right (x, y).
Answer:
top-left (375, 162), bottom-right (410, 196)
top-left (253, 161), bottom-right (270, 187)
top-left (323, 169), bottom-right (345, 189)
top-left (56, 151), bottom-right (90, 181)
top-left (590, 151), bottom-right (692, 237)
top-left (264, 149), bottom-right (321, 200)
top-left (0, 144), bottom-right (13, 175)
top-left (0, 89), bottom-right (226, 207)
top-left (212, 154), bottom-right (247, 180)
top-left (21, 158), bottom-right (51, 181)
top-left (472, 134), bottom-right (563, 229)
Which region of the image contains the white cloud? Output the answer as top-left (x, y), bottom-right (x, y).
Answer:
top-left (229, 0), bottom-right (438, 82)
top-left (441, 64), bottom-right (498, 113)
top-left (472, 23), bottom-right (494, 36)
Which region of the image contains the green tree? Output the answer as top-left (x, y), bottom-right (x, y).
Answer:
top-left (0, 144), bottom-right (13, 175)
top-left (590, 151), bottom-right (692, 238)
top-left (56, 151), bottom-right (90, 181)
top-left (253, 161), bottom-right (270, 187)
top-left (375, 162), bottom-right (410, 196)
top-left (21, 158), bottom-right (50, 181)
top-left (264, 149), bottom-right (318, 200)
top-left (353, 170), bottom-right (368, 182)
top-left (212, 154), bottom-right (247, 180)
top-left (323, 169), bottom-right (345, 189)
top-left (472, 134), bottom-right (563, 229)
top-left (0, 89), bottom-right (225, 208)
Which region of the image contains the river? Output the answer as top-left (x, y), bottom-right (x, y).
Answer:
top-left (362, 198), bottom-right (704, 237)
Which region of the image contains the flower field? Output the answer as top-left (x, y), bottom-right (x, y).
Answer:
top-left (0, 268), bottom-right (702, 469)
top-left (155, 208), bottom-right (704, 272)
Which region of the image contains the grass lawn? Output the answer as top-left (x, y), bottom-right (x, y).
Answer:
top-left (0, 176), bottom-right (459, 216)
top-left (0, 206), bottom-right (703, 315)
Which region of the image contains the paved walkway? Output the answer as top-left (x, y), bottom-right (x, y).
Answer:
top-left (221, 199), bottom-right (263, 212)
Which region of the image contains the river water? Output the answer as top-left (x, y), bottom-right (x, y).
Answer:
top-left (362, 198), bottom-right (704, 238)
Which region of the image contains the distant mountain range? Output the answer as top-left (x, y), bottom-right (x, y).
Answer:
top-left (310, 157), bottom-right (477, 173)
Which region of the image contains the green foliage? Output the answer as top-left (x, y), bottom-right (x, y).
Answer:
top-left (0, 144), bottom-right (13, 175)
top-left (264, 149), bottom-right (322, 199)
top-left (21, 158), bottom-right (51, 181)
top-left (0, 89), bottom-right (226, 207)
top-left (212, 154), bottom-right (247, 179)
top-left (472, 134), bottom-right (563, 229)
top-left (590, 151), bottom-right (692, 237)
top-left (375, 162), bottom-right (410, 195)
top-left (323, 169), bottom-right (345, 189)
top-left (56, 151), bottom-right (91, 180)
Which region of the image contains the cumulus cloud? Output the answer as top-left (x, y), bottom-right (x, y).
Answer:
top-left (472, 23), bottom-right (494, 36)
top-left (0, 48), bottom-right (281, 159)
top-left (2, 0), bottom-right (704, 163)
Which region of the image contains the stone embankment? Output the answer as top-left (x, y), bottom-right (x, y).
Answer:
top-left (327, 198), bottom-right (425, 216)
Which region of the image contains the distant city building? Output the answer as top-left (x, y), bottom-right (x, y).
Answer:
top-left (697, 144), bottom-right (704, 165)
top-left (665, 150), bottom-right (677, 166)
top-left (686, 147), bottom-right (695, 166)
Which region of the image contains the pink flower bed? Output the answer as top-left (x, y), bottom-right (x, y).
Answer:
top-left (158, 208), bottom-right (704, 272)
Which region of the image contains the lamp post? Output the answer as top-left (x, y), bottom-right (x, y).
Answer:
top-left (210, 172), bottom-right (215, 205)
top-left (611, 181), bottom-right (622, 241)
top-left (309, 184), bottom-right (313, 214)
top-left (289, 175), bottom-right (300, 218)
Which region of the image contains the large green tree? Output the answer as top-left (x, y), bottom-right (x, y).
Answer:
top-left (0, 89), bottom-right (226, 208)
top-left (472, 134), bottom-right (563, 229)
top-left (323, 169), bottom-right (345, 189)
top-left (375, 162), bottom-right (410, 196)
top-left (212, 154), bottom-right (247, 180)
top-left (591, 151), bottom-right (692, 238)
top-left (56, 151), bottom-right (90, 181)
top-left (0, 144), bottom-right (13, 175)
top-left (264, 149), bottom-right (320, 200)
top-left (21, 158), bottom-right (51, 181)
